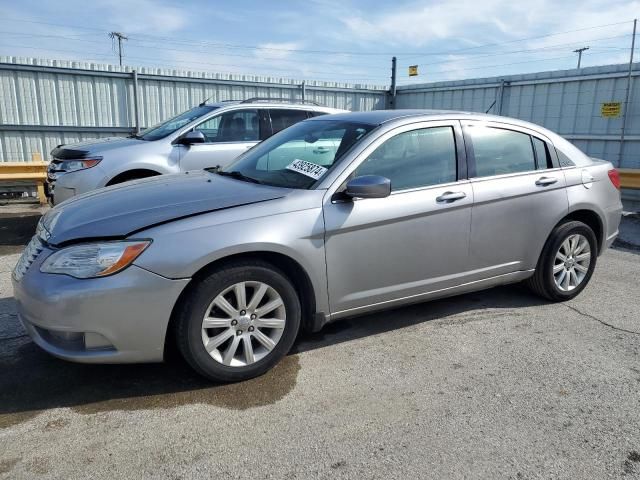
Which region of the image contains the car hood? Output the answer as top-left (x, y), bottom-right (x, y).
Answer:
top-left (51, 137), bottom-right (146, 159)
top-left (42, 171), bottom-right (289, 245)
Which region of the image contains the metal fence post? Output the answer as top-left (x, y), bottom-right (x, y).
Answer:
top-left (496, 79), bottom-right (506, 115)
top-left (619, 18), bottom-right (637, 168)
top-left (388, 56), bottom-right (397, 109)
top-left (132, 69), bottom-right (141, 134)
top-left (301, 80), bottom-right (306, 102)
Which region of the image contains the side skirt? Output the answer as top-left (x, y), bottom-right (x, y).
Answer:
top-left (322, 269), bottom-right (535, 326)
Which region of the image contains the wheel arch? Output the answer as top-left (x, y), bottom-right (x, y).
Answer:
top-left (106, 168), bottom-right (162, 186)
top-left (561, 208), bottom-right (604, 254)
top-left (163, 251), bottom-right (318, 358)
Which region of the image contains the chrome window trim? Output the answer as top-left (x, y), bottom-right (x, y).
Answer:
top-left (323, 120), bottom-right (464, 198)
top-left (467, 166), bottom-right (565, 184)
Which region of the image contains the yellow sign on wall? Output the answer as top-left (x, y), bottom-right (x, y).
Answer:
top-left (601, 102), bottom-right (621, 118)
top-left (408, 65), bottom-right (418, 77)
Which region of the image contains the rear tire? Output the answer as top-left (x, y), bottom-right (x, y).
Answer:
top-left (526, 220), bottom-right (597, 301)
top-left (175, 261), bottom-right (301, 383)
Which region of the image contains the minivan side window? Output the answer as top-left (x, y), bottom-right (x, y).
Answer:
top-left (467, 127), bottom-right (536, 177)
top-left (269, 109), bottom-right (309, 135)
top-left (355, 126), bottom-right (457, 191)
top-left (195, 109), bottom-right (260, 142)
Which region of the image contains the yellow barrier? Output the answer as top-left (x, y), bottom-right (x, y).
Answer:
top-left (0, 153), bottom-right (48, 204)
top-left (619, 169), bottom-right (640, 190)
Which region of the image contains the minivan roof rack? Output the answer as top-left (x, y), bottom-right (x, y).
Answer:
top-left (240, 97), bottom-right (321, 106)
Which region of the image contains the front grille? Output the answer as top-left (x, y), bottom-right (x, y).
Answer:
top-left (13, 235), bottom-right (45, 282)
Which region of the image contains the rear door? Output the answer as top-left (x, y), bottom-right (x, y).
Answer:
top-left (464, 121), bottom-right (568, 278)
top-left (267, 109), bottom-right (310, 136)
top-left (179, 108), bottom-right (266, 171)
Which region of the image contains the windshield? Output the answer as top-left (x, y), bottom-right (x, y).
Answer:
top-left (139, 105), bottom-right (217, 141)
top-left (220, 119), bottom-right (376, 189)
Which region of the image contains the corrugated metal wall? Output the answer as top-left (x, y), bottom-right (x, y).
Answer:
top-left (0, 57), bottom-right (387, 162)
top-left (2, 58), bottom-right (638, 170)
top-left (396, 63), bottom-right (640, 169)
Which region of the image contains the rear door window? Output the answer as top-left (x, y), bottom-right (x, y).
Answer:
top-left (467, 127), bottom-right (536, 177)
top-left (269, 109), bottom-right (309, 135)
top-left (195, 109), bottom-right (260, 142)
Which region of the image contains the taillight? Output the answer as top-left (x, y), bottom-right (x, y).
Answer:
top-left (608, 169), bottom-right (621, 190)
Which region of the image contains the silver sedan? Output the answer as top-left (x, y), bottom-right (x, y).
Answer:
top-left (12, 110), bottom-right (623, 382)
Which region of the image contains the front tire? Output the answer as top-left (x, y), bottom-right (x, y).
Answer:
top-left (176, 261), bottom-right (301, 382)
top-left (526, 220), bottom-right (597, 301)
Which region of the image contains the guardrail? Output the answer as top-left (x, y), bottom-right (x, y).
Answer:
top-left (619, 169), bottom-right (640, 190)
top-left (0, 153), bottom-right (48, 204)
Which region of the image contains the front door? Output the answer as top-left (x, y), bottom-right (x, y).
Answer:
top-left (179, 109), bottom-right (264, 171)
top-left (323, 122), bottom-right (474, 317)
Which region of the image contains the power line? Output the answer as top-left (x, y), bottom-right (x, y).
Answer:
top-left (0, 30), bottom-right (631, 74)
top-left (0, 31), bottom-right (389, 70)
top-left (398, 20), bottom-right (634, 60)
top-left (397, 34), bottom-right (631, 69)
top-left (403, 50), bottom-right (628, 80)
top-left (0, 16), bottom-right (634, 57)
top-left (0, 44), bottom-right (389, 83)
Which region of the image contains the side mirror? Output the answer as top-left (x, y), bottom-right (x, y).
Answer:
top-left (177, 130), bottom-right (205, 145)
top-left (345, 175), bottom-right (391, 199)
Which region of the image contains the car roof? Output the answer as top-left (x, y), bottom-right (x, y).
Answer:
top-left (305, 109), bottom-right (540, 128)
top-left (206, 100), bottom-right (341, 111)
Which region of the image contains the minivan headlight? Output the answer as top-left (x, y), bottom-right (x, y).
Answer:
top-left (58, 157), bottom-right (102, 172)
top-left (40, 240), bottom-right (150, 278)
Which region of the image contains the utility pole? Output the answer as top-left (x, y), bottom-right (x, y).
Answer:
top-left (618, 18), bottom-right (637, 167)
top-left (389, 56), bottom-right (397, 109)
top-left (109, 32), bottom-right (128, 66)
top-left (573, 46), bottom-right (589, 69)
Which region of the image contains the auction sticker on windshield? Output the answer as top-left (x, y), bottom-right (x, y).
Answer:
top-left (286, 159), bottom-right (328, 180)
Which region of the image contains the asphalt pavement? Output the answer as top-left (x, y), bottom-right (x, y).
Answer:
top-left (0, 205), bottom-right (639, 479)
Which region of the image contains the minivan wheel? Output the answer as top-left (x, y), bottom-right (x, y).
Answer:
top-left (526, 220), bottom-right (597, 301)
top-left (175, 261), bottom-right (301, 382)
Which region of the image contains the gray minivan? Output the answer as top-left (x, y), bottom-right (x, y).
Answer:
top-left (46, 99), bottom-right (345, 204)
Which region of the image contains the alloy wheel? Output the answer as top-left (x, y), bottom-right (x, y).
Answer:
top-left (200, 281), bottom-right (286, 367)
top-left (553, 233), bottom-right (591, 292)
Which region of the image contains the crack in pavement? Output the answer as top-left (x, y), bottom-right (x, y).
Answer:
top-left (564, 303), bottom-right (640, 336)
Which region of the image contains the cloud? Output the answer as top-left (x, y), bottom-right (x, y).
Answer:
top-left (94, 0), bottom-right (189, 33)
top-left (254, 42), bottom-right (301, 60)
top-left (341, 0), bottom-right (527, 47)
top-left (341, 0), bottom-right (638, 49)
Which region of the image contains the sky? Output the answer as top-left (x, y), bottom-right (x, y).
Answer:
top-left (0, 0), bottom-right (637, 86)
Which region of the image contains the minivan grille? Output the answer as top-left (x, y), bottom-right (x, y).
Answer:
top-left (13, 235), bottom-right (45, 282)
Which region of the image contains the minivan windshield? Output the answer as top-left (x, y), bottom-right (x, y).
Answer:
top-left (219, 120), bottom-right (376, 189)
top-left (139, 105), bottom-right (217, 141)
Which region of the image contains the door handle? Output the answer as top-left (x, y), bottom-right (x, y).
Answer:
top-left (436, 191), bottom-right (467, 203)
top-left (535, 176), bottom-right (558, 186)
top-left (313, 147), bottom-right (330, 154)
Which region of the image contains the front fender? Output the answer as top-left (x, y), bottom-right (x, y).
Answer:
top-left (133, 204), bottom-right (330, 316)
